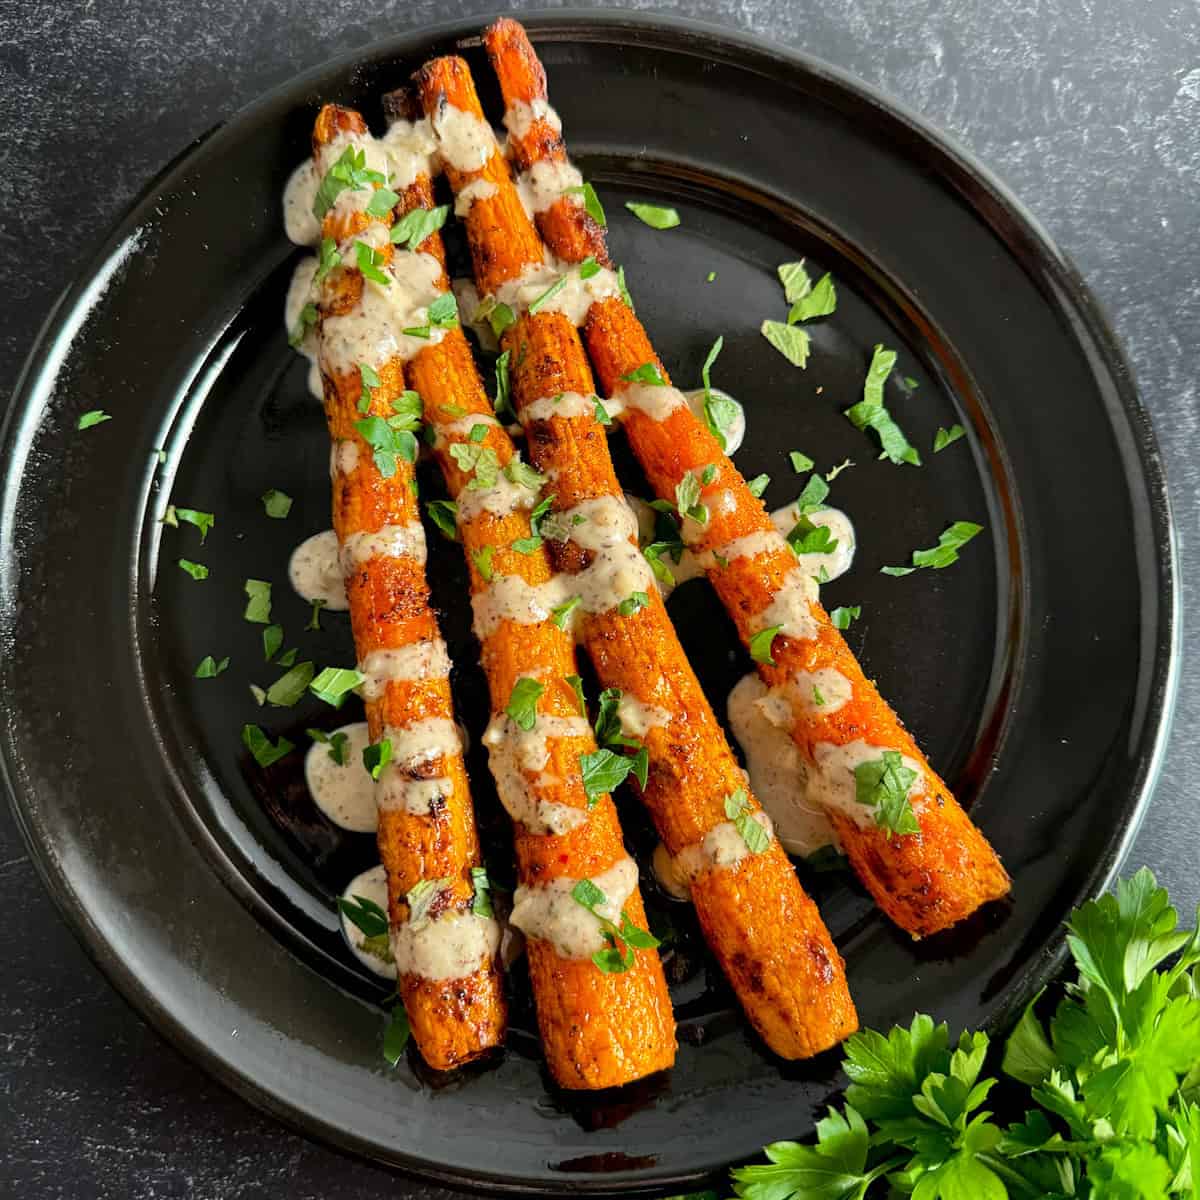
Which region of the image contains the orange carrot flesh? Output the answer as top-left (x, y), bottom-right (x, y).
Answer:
top-left (384, 128), bottom-right (676, 1087)
top-left (481, 23), bottom-right (1011, 938)
top-left (313, 104), bottom-right (506, 1069)
top-left (415, 58), bottom-right (857, 1057)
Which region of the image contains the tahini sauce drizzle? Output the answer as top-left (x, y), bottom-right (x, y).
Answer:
top-left (306, 721), bottom-right (377, 832)
top-left (391, 906), bottom-right (501, 981)
top-left (339, 864), bottom-right (397, 980)
top-left (288, 530), bottom-right (349, 610)
top-left (509, 856), bottom-right (639, 958)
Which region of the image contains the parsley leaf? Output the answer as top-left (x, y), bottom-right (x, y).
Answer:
top-left (313, 236), bottom-right (341, 283)
top-left (845, 344), bottom-right (922, 466)
top-left (564, 181), bottom-right (607, 226)
top-left (748, 624), bottom-right (783, 666)
top-left (471, 544), bottom-right (495, 582)
top-left (550, 595), bottom-right (582, 630)
top-left (854, 751), bottom-right (920, 836)
top-left (306, 598), bottom-right (325, 631)
top-left (724, 788), bottom-right (770, 854)
top-left (570, 878), bottom-right (659, 974)
top-left (312, 145), bottom-right (385, 219)
top-left (178, 558), bottom-right (208, 580)
top-left (382, 1003), bottom-right (410, 1066)
top-left (625, 201), bottom-right (680, 229)
top-left (308, 727), bottom-right (349, 765)
top-left (622, 362), bottom-right (665, 386)
top-left (761, 319), bottom-right (810, 368)
top-left (76, 409), bottom-right (113, 431)
top-left (746, 473), bottom-right (770, 498)
top-left (830, 605), bottom-right (861, 630)
top-left (366, 186), bottom-right (401, 218)
top-left (505, 677), bottom-right (544, 731)
top-left (362, 739), bottom-right (392, 780)
top-left (354, 415), bottom-right (417, 479)
top-left (266, 661), bottom-right (315, 707)
top-left (260, 489), bottom-right (292, 519)
top-left (339, 893), bottom-right (389, 938)
top-left (789, 450), bottom-right (815, 473)
top-left (528, 274), bottom-right (568, 314)
top-left (883, 521), bottom-right (984, 575)
top-left (579, 746), bottom-right (648, 805)
top-left (354, 239), bottom-right (390, 286)
top-left (309, 667), bottom-right (365, 707)
top-left (448, 441), bottom-right (499, 490)
top-left (777, 260), bottom-right (812, 303)
top-left (390, 205), bottom-right (449, 248)
top-left (194, 655), bottom-right (229, 678)
top-left (934, 424), bottom-right (966, 452)
top-left (242, 724), bottom-right (293, 767)
top-left (617, 591), bottom-right (649, 617)
top-left (787, 271), bottom-right (837, 323)
top-left (471, 866), bottom-right (494, 918)
top-left (426, 499), bottom-right (458, 541)
top-left (262, 624), bottom-right (283, 662)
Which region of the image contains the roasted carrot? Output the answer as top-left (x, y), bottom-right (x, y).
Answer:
top-left (380, 93), bottom-right (676, 1088)
top-left (483, 20), bottom-right (1011, 938)
top-left (414, 59), bottom-right (857, 1058)
top-left (312, 104), bottom-right (505, 1069)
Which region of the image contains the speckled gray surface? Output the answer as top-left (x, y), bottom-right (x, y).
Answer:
top-left (1, 1), bottom-right (1196, 1196)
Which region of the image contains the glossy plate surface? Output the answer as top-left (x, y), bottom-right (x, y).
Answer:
top-left (0, 12), bottom-right (1176, 1195)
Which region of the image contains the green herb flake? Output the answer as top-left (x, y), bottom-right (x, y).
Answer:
top-left (724, 788), bottom-right (770, 853)
top-left (504, 457), bottom-right (546, 490)
top-left (308, 727), bottom-right (349, 765)
top-left (830, 605), bottom-right (862, 630)
top-left (579, 747), bottom-right (645, 806)
top-left (194, 655), bottom-right (230, 679)
top-left (825, 458), bottom-right (854, 482)
top-left (706, 271), bottom-right (717, 283)
top-left (171, 507), bottom-right (215, 542)
top-left (845, 344), bottom-right (922, 466)
top-left (787, 516), bottom-right (839, 557)
top-left (570, 878), bottom-right (659, 974)
top-left (313, 236), bottom-right (341, 283)
top-left (854, 750), bottom-right (920, 836)
top-left (338, 893), bottom-right (389, 938)
top-left (624, 201), bottom-right (680, 229)
top-left (242, 724), bottom-right (294, 768)
top-left (389, 205), bottom-right (449, 249)
top-left (550, 595), bottom-right (582, 631)
top-left (448, 441), bottom-right (500, 491)
top-left (309, 667), bottom-right (366, 708)
top-left (471, 544), bottom-right (495, 582)
top-left (578, 255), bottom-right (601, 280)
top-left (789, 450), bottom-right (815, 473)
top-left (565, 674), bottom-right (587, 717)
top-left (354, 239), bottom-right (390, 286)
top-left (354, 415), bottom-right (417, 479)
top-left (178, 558), bottom-right (208, 581)
top-left (883, 521), bottom-right (984, 575)
top-left (243, 578), bottom-right (272, 623)
top-left (761, 319), bottom-right (810, 368)
top-left (470, 866), bottom-right (494, 918)
top-left (266, 661), bottom-right (315, 708)
top-left (260, 489), bottom-right (292, 519)
top-left (426, 499), bottom-right (458, 541)
top-left (796, 472), bottom-right (830, 514)
top-left (381, 1003), bottom-right (410, 1066)
top-left (505, 677), bottom-right (545, 732)
top-left (262, 624), bottom-right (284, 662)
top-left (306, 598), bottom-right (326, 631)
top-left (312, 145), bottom-right (385, 220)
top-left (288, 302), bottom-right (318, 348)
top-left (617, 591), bottom-right (650, 617)
top-left (492, 349), bottom-right (514, 422)
top-left (365, 186), bottom-right (401, 218)
top-left (934, 424), bottom-right (966, 453)
top-left (621, 361), bottom-right (665, 386)
top-left (777, 260), bottom-right (812, 303)
top-left (674, 472), bottom-right (708, 527)
top-left (616, 265), bottom-right (635, 311)
top-left (746, 473), bottom-right (770, 498)
top-left (748, 624), bottom-right (783, 666)
top-left (362, 739), bottom-right (392, 780)
top-left (787, 271), bottom-right (837, 323)
top-left (564, 181), bottom-right (607, 226)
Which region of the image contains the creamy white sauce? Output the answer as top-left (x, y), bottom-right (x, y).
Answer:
top-left (560, 494), bottom-right (636, 551)
top-left (379, 116), bottom-right (439, 190)
top-left (699, 529), bottom-right (785, 568)
top-left (493, 256), bottom-right (622, 327)
top-left (315, 131), bottom-right (393, 224)
top-left (727, 674), bottom-right (837, 855)
top-left (455, 465), bottom-right (539, 524)
top-left (330, 440), bottom-right (359, 476)
top-left (482, 712), bottom-right (591, 835)
top-left (306, 722), bottom-right (376, 832)
top-left (616, 693), bottom-right (672, 738)
top-left (683, 386), bottom-right (746, 455)
top-left (454, 177), bottom-right (499, 216)
top-left (788, 668), bottom-right (854, 716)
top-left (380, 718), bottom-right (463, 771)
top-left (391, 907), bottom-right (501, 981)
top-left (770, 502), bottom-right (857, 584)
top-left (472, 573), bottom-right (559, 641)
top-left (509, 856), bottom-right (639, 959)
top-left (375, 771), bottom-right (454, 816)
top-left (620, 381), bottom-right (688, 422)
top-left (285, 254), bottom-right (319, 344)
top-left (339, 522), bottom-right (427, 575)
top-left (672, 810), bottom-right (774, 886)
top-left (283, 161), bottom-right (323, 246)
top-left (431, 104), bottom-right (496, 172)
top-left (339, 864), bottom-right (397, 979)
top-left (515, 158), bottom-right (584, 215)
top-left (808, 738), bottom-right (925, 828)
top-left (750, 566), bottom-right (820, 643)
top-left (289, 530), bottom-right (350, 610)
top-left (520, 390), bottom-right (597, 424)
top-left (318, 249), bottom-right (448, 378)
top-left (651, 842), bottom-right (692, 901)
top-left (358, 639), bottom-right (451, 701)
top-left (433, 413), bottom-right (501, 446)
top-left (503, 98), bottom-right (562, 143)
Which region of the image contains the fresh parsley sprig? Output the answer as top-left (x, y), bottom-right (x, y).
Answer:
top-left (570, 878), bottom-right (660, 974)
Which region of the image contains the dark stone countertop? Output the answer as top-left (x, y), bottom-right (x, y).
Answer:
top-left (1, 1), bottom-right (1196, 1196)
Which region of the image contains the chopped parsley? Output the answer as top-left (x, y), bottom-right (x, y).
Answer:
top-left (813, 685), bottom-right (826, 706)
top-left (306, 598), bottom-right (326, 631)
top-left (308, 727), bottom-right (349, 765)
top-left (777, 260), bottom-right (812, 303)
top-left (194, 655), bottom-right (229, 678)
top-left (845, 345), bottom-right (921, 466)
top-left (699, 336), bottom-right (737, 451)
top-left (309, 667), bottom-right (365, 707)
top-left (365, 186), bottom-right (400, 218)
top-left (406, 877), bottom-right (448, 928)
top-left (579, 746), bottom-right (649, 805)
top-left (492, 350), bottom-right (514, 422)
top-left (564, 181), bottom-right (606, 226)
top-left (674, 471), bottom-right (709, 526)
top-left (787, 516), bottom-right (839, 557)
top-left (788, 272), bottom-right (837, 324)
top-left (357, 361), bottom-right (381, 413)
top-left (448, 441), bottom-right (500, 490)
top-left (389, 391), bottom-right (423, 433)
top-left (578, 256), bottom-right (601, 279)
top-left (505, 677), bottom-right (545, 731)
top-left (621, 361), bottom-right (665, 386)
top-left (748, 624), bottom-right (783, 665)
top-left (288, 302), bottom-right (318, 348)
top-left (381, 1003), bottom-right (410, 1065)
top-left (390, 204), bottom-right (449, 248)
top-left (724, 788), bottom-right (770, 853)
top-left (616, 265), bottom-right (634, 310)
top-left (354, 239), bottom-right (390, 286)
top-left (830, 605), bottom-right (862, 630)
top-left (706, 271), bottom-right (717, 283)
top-left (260, 489), bottom-right (292, 519)
top-left (624, 202), bottom-right (680, 230)
top-left (362, 739), bottom-right (392, 780)
top-left (426, 499), bottom-right (458, 541)
top-left (882, 521), bottom-right (984, 575)
top-left (177, 558), bottom-right (208, 580)
top-left (470, 544), bottom-right (495, 581)
top-left (262, 623), bottom-right (283, 662)
top-left (934, 424), bottom-right (966, 452)
top-left (565, 674), bottom-right (587, 716)
top-left (313, 236), bottom-right (341, 283)
top-left (470, 866), bottom-right (494, 918)
top-left (338, 893), bottom-right (389, 938)
top-left (854, 750), bottom-right (920, 836)
top-left (617, 591), bottom-right (650, 617)
top-left (503, 457), bottom-right (546, 490)
top-left (169, 506), bottom-right (215, 542)
top-left (312, 145), bottom-right (385, 219)
top-left (570, 878), bottom-right (659, 974)
top-left (242, 724), bottom-right (293, 767)
top-left (746, 473), bottom-right (770, 498)
top-left (550, 595), bottom-right (582, 630)
top-left (761, 319), bottom-right (810, 368)
top-left (266, 661), bottom-right (315, 707)
top-left (354, 415), bottom-right (417, 478)
top-left (825, 458), bottom-right (854, 482)
top-left (789, 450), bottom-right (815, 473)
top-left (592, 688), bottom-right (637, 750)
top-left (528, 274), bottom-right (568, 314)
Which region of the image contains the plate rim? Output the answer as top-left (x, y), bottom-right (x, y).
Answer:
top-left (1, 8), bottom-right (1180, 1194)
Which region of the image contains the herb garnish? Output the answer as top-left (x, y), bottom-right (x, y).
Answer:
top-left (471, 544), bottom-right (495, 582)
top-left (261, 489), bottom-right (292, 519)
top-left (389, 205), bottom-right (449, 248)
top-left (178, 558), bottom-right (208, 580)
top-left (564, 182), bottom-right (606, 226)
top-left (934, 424), bottom-right (966, 452)
top-left (426, 499), bottom-right (458, 541)
top-left (306, 598), bottom-right (325, 631)
top-left (565, 674), bottom-right (587, 717)
top-left (312, 145), bottom-right (385, 219)
top-left (382, 1004), bottom-right (410, 1065)
top-left (309, 667), bottom-right (365, 707)
top-left (242, 724), bottom-right (293, 767)
top-left (579, 746), bottom-right (649, 805)
top-left (265, 661), bottom-right (315, 707)
top-left (617, 591), bottom-right (650, 617)
top-left (313, 236), bottom-right (341, 283)
top-left (448, 441), bottom-right (500, 490)
top-left (724, 788), bottom-right (770, 853)
top-left (550, 595), bottom-right (582, 630)
top-left (470, 866), bottom-right (494, 918)
top-left (746, 473), bottom-right (770, 498)
top-left (571, 878), bottom-right (660, 973)
top-left (262, 624), bottom-right (283, 662)
top-left (505, 677), bottom-right (545, 731)
top-left (845, 345), bottom-right (922, 466)
top-left (749, 624), bottom-right (783, 666)
top-left (622, 362), bottom-right (665, 386)
top-left (830, 605), bottom-right (862, 630)
top-left (675, 472), bottom-right (709, 527)
top-left (354, 415), bottom-right (417, 478)
top-left (354, 240), bottom-right (389, 286)
top-left (365, 186), bottom-right (400, 218)
top-left (308, 727), bottom-right (349, 765)
top-left (288, 302), bottom-right (318, 347)
top-left (761, 319), bottom-right (810, 368)
top-left (882, 521), bottom-right (984, 576)
top-left (854, 751), bottom-right (920, 836)
top-left (789, 450), bottom-right (815, 473)
top-left (362, 739), bottom-right (392, 780)
top-left (625, 202), bottom-right (680, 230)
top-left (194, 655), bottom-right (230, 678)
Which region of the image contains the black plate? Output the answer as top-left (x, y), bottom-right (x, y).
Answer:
top-left (0, 11), bottom-right (1177, 1195)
